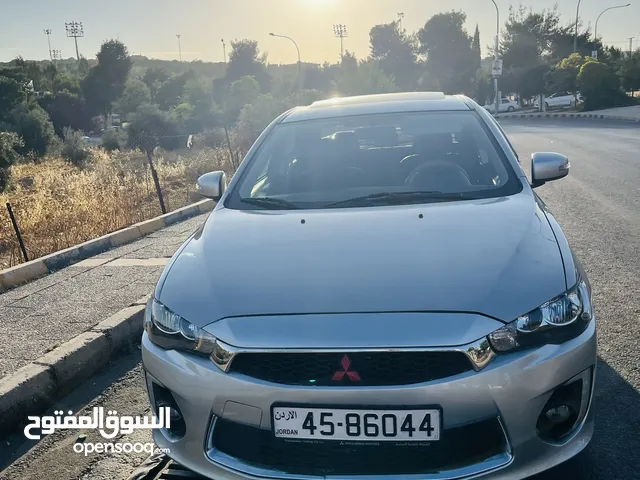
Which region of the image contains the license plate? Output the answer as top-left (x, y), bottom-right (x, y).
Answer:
top-left (272, 407), bottom-right (441, 442)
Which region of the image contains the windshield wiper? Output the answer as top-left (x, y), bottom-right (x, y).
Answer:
top-left (322, 191), bottom-right (466, 208)
top-left (240, 197), bottom-right (301, 210)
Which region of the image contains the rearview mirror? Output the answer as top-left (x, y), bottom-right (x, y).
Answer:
top-left (531, 152), bottom-right (569, 188)
top-left (196, 171), bottom-right (227, 201)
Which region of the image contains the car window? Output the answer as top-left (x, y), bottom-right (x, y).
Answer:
top-left (226, 111), bottom-right (522, 210)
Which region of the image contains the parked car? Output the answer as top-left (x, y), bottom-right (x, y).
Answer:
top-left (535, 91), bottom-right (584, 109)
top-left (484, 97), bottom-right (519, 113)
top-left (142, 92), bottom-right (596, 480)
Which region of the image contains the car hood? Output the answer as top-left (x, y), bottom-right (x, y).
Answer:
top-left (157, 191), bottom-right (566, 327)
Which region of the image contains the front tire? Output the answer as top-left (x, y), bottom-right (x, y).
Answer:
top-left (507, 106), bottom-right (515, 112)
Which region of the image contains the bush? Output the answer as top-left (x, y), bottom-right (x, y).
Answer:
top-left (9, 104), bottom-right (56, 158)
top-left (101, 128), bottom-right (123, 152)
top-left (61, 127), bottom-right (91, 167)
top-left (578, 58), bottom-right (623, 111)
top-left (0, 132), bottom-right (23, 190)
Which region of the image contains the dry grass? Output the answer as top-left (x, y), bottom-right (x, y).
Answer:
top-left (0, 146), bottom-right (235, 268)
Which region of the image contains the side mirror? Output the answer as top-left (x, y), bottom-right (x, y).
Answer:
top-left (531, 152), bottom-right (569, 188)
top-left (196, 171), bottom-right (227, 201)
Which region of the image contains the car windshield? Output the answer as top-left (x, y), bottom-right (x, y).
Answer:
top-left (226, 111), bottom-right (521, 210)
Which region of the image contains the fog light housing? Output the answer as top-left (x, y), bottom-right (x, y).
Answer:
top-left (152, 382), bottom-right (186, 439)
top-left (537, 367), bottom-right (593, 442)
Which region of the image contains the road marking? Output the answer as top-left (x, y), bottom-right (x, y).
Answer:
top-left (72, 258), bottom-right (114, 267)
top-left (105, 258), bottom-right (171, 267)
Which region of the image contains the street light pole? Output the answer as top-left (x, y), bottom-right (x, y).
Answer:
top-left (44, 29), bottom-right (53, 61)
top-left (176, 34), bottom-right (182, 61)
top-left (333, 24), bottom-right (348, 63)
top-left (491, 0), bottom-right (500, 116)
top-left (221, 39), bottom-right (227, 63)
top-left (595, 4), bottom-right (632, 40)
top-left (573, 0), bottom-right (582, 53)
top-left (270, 33), bottom-right (301, 96)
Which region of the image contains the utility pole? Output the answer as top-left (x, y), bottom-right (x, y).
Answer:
top-left (44, 29), bottom-right (53, 61)
top-left (65, 22), bottom-right (84, 61)
top-left (573, 0), bottom-right (582, 53)
top-left (221, 39), bottom-right (227, 63)
top-left (176, 34), bottom-right (182, 61)
top-left (629, 37), bottom-right (635, 55)
top-left (333, 24), bottom-right (348, 63)
top-left (490, 0), bottom-right (501, 116)
top-left (397, 12), bottom-right (405, 31)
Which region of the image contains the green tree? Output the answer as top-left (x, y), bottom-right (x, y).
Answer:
top-left (618, 51), bottom-right (640, 94)
top-left (0, 132), bottom-right (23, 190)
top-left (155, 71), bottom-right (193, 110)
top-left (225, 39), bottom-right (271, 91)
top-left (127, 103), bottom-right (180, 214)
top-left (82, 40), bottom-right (133, 120)
top-left (38, 91), bottom-right (93, 135)
top-left (578, 58), bottom-right (622, 110)
top-left (369, 21), bottom-right (418, 90)
top-left (236, 94), bottom-right (286, 143)
top-left (545, 53), bottom-right (584, 96)
top-left (0, 77), bottom-right (24, 122)
top-left (100, 128), bottom-right (124, 152)
top-left (337, 60), bottom-right (397, 96)
top-left (142, 67), bottom-right (169, 98)
top-left (8, 104), bottom-right (56, 157)
top-left (472, 24), bottom-right (481, 71)
top-left (61, 127), bottom-right (90, 167)
top-left (417, 11), bottom-right (477, 94)
top-left (114, 78), bottom-right (152, 118)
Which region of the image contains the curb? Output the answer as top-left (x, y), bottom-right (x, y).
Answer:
top-left (494, 112), bottom-right (640, 123)
top-left (0, 295), bottom-right (150, 438)
top-left (0, 199), bottom-right (214, 292)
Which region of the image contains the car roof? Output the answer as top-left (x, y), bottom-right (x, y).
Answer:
top-left (281, 92), bottom-right (473, 123)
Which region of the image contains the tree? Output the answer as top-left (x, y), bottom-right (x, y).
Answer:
top-left (8, 104), bottom-right (56, 157)
top-left (114, 78), bottom-right (152, 118)
top-left (618, 51), bottom-right (640, 94)
top-left (369, 21), bottom-right (418, 90)
top-left (545, 53), bottom-right (584, 96)
top-left (472, 24), bottom-right (481, 71)
top-left (337, 60), bottom-right (397, 96)
top-left (82, 40), bottom-right (132, 120)
top-left (0, 132), bottom-right (23, 190)
top-left (38, 90), bottom-right (93, 135)
top-left (225, 40), bottom-right (271, 91)
top-left (142, 67), bottom-right (169, 98)
top-left (236, 94), bottom-right (286, 143)
top-left (417, 11), bottom-right (477, 94)
top-left (61, 127), bottom-right (90, 167)
top-left (155, 71), bottom-right (193, 110)
top-left (0, 77), bottom-right (24, 122)
top-left (578, 58), bottom-right (622, 110)
top-left (127, 104), bottom-right (180, 214)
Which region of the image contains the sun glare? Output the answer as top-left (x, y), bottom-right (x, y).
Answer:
top-left (306, 0), bottom-right (334, 7)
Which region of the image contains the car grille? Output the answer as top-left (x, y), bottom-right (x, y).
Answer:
top-left (211, 417), bottom-right (507, 476)
top-left (228, 351), bottom-right (473, 386)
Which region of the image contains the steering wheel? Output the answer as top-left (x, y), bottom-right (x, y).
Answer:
top-left (405, 161), bottom-right (472, 189)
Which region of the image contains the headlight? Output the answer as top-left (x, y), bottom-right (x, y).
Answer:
top-left (144, 298), bottom-right (217, 356)
top-left (488, 280), bottom-right (593, 353)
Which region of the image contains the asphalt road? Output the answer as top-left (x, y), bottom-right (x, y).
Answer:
top-left (1, 119), bottom-right (639, 480)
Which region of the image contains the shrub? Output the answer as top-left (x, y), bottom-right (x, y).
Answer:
top-left (9, 104), bottom-right (56, 158)
top-left (578, 58), bottom-right (623, 111)
top-left (0, 132), bottom-right (23, 190)
top-left (101, 128), bottom-right (123, 152)
top-left (61, 127), bottom-right (91, 167)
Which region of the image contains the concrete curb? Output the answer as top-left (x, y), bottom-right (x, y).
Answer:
top-left (494, 112), bottom-right (640, 123)
top-left (0, 295), bottom-right (150, 438)
top-left (0, 199), bottom-right (215, 292)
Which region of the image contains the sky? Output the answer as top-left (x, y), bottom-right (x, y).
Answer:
top-left (1, 0), bottom-right (639, 64)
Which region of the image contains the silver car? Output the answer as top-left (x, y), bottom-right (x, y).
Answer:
top-left (142, 93), bottom-right (596, 479)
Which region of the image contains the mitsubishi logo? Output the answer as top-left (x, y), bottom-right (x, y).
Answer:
top-left (332, 355), bottom-right (361, 381)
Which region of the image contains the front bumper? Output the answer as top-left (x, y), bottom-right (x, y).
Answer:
top-left (141, 320), bottom-right (596, 480)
